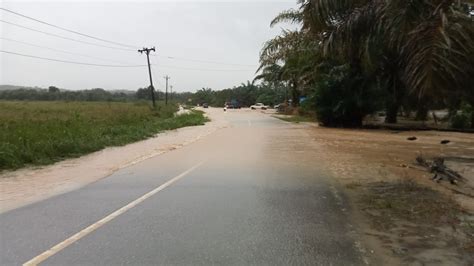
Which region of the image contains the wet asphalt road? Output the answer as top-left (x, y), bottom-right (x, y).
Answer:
top-left (0, 109), bottom-right (364, 265)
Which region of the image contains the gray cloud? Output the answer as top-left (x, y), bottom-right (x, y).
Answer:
top-left (1, 1), bottom-right (295, 92)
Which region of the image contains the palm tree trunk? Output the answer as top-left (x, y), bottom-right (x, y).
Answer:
top-left (415, 98), bottom-right (429, 121)
top-left (291, 79), bottom-right (299, 107)
top-left (385, 87), bottom-right (404, 124)
top-left (415, 105), bottom-right (428, 121)
top-left (471, 111), bottom-right (474, 129)
top-left (385, 103), bottom-right (399, 124)
top-left (470, 99), bottom-right (474, 129)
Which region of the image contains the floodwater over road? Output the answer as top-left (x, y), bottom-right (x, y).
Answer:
top-left (0, 108), bottom-right (364, 265)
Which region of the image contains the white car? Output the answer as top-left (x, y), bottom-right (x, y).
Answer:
top-left (250, 103), bottom-right (268, 110)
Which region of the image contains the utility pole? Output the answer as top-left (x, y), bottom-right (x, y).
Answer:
top-left (164, 75), bottom-right (170, 105)
top-left (138, 47), bottom-right (156, 107)
top-left (170, 85), bottom-right (173, 101)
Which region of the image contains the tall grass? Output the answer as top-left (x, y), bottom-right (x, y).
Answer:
top-left (0, 101), bottom-right (208, 171)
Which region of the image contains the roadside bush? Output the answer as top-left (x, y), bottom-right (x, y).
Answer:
top-left (298, 99), bottom-right (316, 117)
top-left (450, 103), bottom-right (472, 129)
top-left (256, 93), bottom-right (275, 106)
top-left (309, 65), bottom-right (382, 127)
top-left (451, 113), bottom-right (470, 129)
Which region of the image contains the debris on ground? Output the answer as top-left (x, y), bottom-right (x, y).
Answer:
top-left (407, 136), bottom-right (417, 141)
top-left (416, 156), bottom-right (465, 184)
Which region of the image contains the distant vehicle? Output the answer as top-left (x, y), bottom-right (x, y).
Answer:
top-left (202, 103), bottom-right (209, 108)
top-left (225, 102), bottom-right (241, 109)
top-left (250, 103), bottom-right (268, 110)
top-left (275, 103), bottom-right (288, 113)
top-left (274, 104), bottom-right (282, 112)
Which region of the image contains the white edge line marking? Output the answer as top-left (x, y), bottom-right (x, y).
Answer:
top-left (23, 161), bottom-right (205, 266)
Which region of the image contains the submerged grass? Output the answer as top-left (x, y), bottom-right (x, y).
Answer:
top-left (360, 179), bottom-right (474, 258)
top-left (362, 180), bottom-right (461, 226)
top-left (0, 101), bottom-right (209, 171)
top-left (273, 115), bottom-right (315, 123)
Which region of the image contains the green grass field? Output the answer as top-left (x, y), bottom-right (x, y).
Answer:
top-left (0, 101), bottom-right (209, 171)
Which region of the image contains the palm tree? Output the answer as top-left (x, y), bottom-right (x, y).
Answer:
top-left (261, 0), bottom-right (474, 123)
top-left (257, 20), bottom-right (320, 106)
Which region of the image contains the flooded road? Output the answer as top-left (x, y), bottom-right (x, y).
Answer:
top-left (0, 109), bottom-right (364, 265)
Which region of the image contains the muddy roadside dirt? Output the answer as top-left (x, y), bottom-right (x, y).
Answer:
top-left (304, 123), bottom-right (474, 265)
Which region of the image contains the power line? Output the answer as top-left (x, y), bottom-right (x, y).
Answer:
top-left (155, 64), bottom-right (255, 72)
top-left (150, 55), bottom-right (164, 88)
top-left (0, 7), bottom-right (139, 49)
top-left (0, 37), bottom-right (135, 64)
top-left (0, 47), bottom-right (255, 71)
top-left (0, 20), bottom-right (257, 67)
top-left (0, 8), bottom-right (258, 67)
top-left (0, 20), bottom-right (136, 51)
top-left (154, 55), bottom-right (257, 67)
top-left (1, 50), bottom-right (147, 67)
top-left (145, 53), bottom-right (255, 72)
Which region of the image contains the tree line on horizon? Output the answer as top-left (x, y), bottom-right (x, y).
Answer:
top-left (0, 83), bottom-right (287, 108)
top-left (0, 86), bottom-right (137, 102)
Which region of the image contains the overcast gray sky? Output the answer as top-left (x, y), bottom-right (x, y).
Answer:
top-left (0, 0), bottom-right (295, 92)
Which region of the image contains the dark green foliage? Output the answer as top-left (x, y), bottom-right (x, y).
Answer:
top-left (135, 87), bottom-right (154, 100)
top-left (310, 65), bottom-right (382, 127)
top-left (193, 88), bottom-right (215, 105)
top-left (0, 86), bottom-right (204, 107)
top-left (0, 87), bottom-right (135, 102)
top-left (257, 0), bottom-right (473, 128)
top-left (0, 83), bottom-right (290, 112)
top-left (48, 86), bottom-right (60, 93)
top-left (256, 92), bottom-right (276, 106)
top-left (451, 113), bottom-right (470, 129)
top-left (450, 103), bottom-right (473, 129)
top-left (191, 82), bottom-right (287, 107)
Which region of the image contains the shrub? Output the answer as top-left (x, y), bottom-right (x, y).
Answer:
top-left (450, 103), bottom-right (472, 129)
top-left (451, 113), bottom-right (469, 129)
top-left (308, 65), bottom-right (382, 127)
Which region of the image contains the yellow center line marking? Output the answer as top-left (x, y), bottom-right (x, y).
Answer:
top-left (23, 161), bottom-right (205, 266)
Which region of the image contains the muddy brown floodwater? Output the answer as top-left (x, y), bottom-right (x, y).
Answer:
top-left (2, 108), bottom-right (473, 265)
top-left (0, 108), bottom-right (229, 213)
top-left (302, 123), bottom-right (474, 265)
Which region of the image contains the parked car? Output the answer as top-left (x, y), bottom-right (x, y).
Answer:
top-left (202, 103), bottom-right (209, 108)
top-left (250, 103), bottom-right (268, 110)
